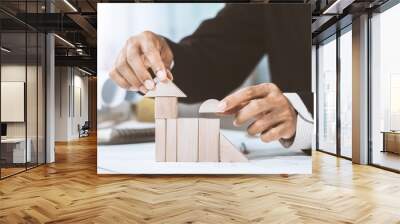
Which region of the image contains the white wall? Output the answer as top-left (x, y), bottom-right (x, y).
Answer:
top-left (1, 63), bottom-right (46, 164)
top-left (75, 73), bottom-right (89, 121)
top-left (55, 67), bottom-right (89, 141)
top-left (1, 65), bottom-right (35, 137)
top-left (55, 66), bottom-right (68, 141)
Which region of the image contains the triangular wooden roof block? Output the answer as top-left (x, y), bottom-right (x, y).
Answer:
top-left (220, 133), bottom-right (248, 162)
top-left (144, 80), bottom-right (186, 97)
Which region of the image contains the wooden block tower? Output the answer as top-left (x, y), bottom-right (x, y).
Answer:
top-left (145, 81), bottom-right (186, 162)
top-left (145, 81), bottom-right (248, 163)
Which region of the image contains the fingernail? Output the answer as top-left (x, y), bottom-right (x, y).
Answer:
top-left (217, 101), bottom-right (227, 112)
top-left (144, 80), bottom-right (155, 90)
top-left (233, 120), bottom-right (239, 127)
top-left (167, 70), bottom-right (173, 80)
top-left (139, 86), bottom-right (148, 94)
top-left (156, 69), bottom-right (167, 80)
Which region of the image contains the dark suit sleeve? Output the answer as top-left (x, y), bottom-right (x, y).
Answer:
top-left (167, 4), bottom-right (266, 103)
top-left (167, 4), bottom-right (313, 115)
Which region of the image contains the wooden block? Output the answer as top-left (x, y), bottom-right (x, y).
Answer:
top-left (155, 119), bottom-right (166, 162)
top-left (166, 119), bottom-right (177, 162)
top-left (199, 99), bottom-right (222, 113)
top-left (220, 133), bottom-right (248, 162)
top-left (155, 97), bottom-right (178, 119)
top-left (198, 118), bottom-right (220, 162)
top-left (177, 118), bottom-right (199, 162)
top-left (145, 80), bottom-right (187, 97)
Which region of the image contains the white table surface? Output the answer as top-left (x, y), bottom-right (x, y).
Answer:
top-left (97, 130), bottom-right (311, 175)
top-left (1, 137), bottom-right (26, 143)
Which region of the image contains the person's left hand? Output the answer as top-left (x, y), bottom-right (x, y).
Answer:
top-left (218, 83), bottom-right (297, 143)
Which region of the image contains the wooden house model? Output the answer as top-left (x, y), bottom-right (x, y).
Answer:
top-left (145, 81), bottom-right (248, 162)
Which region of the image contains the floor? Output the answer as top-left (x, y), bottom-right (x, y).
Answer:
top-left (1, 163), bottom-right (44, 178)
top-left (372, 150), bottom-right (400, 171)
top-left (0, 167), bottom-right (25, 178)
top-left (0, 135), bottom-right (400, 223)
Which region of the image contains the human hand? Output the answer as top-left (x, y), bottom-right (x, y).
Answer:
top-left (218, 83), bottom-right (297, 143)
top-left (109, 31), bottom-right (174, 94)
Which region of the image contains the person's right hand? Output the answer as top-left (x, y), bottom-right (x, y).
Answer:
top-left (109, 31), bottom-right (174, 94)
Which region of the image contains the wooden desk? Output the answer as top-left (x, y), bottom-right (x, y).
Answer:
top-left (382, 131), bottom-right (400, 154)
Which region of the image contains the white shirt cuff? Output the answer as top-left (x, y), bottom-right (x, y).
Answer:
top-left (279, 93), bottom-right (313, 150)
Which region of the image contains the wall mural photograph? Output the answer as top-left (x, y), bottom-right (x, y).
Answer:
top-left (97, 3), bottom-right (313, 174)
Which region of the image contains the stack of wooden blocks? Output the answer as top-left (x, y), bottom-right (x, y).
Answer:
top-left (145, 81), bottom-right (248, 163)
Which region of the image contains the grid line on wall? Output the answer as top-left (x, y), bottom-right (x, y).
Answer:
top-left (336, 29), bottom-right (341, 157)
top-left (367, 11), bottom-right (373, 165)
top-left (25, 1), bottom-right (28, 171)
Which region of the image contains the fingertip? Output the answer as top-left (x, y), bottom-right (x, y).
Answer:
top-left (109, 67), bottom-right (117, 77)
top-left (128, 87), bottom-right (138, 92)
top-left (260, 135), bottom-right (271, 143)
top-left (139, 86), bottom-right (148, 94)
top-left (217, 101), bottom-right (227, 112)
top-left (167, 69), bottom-right (173, 81)
top-left (144, 79), bottom-right (155, 90)
top-left (156, 69), bottom-right (167, 81)
top-left (246, 130), bottom-right (256, 137)
top-left (216, 111), bottom-right (229, 116)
